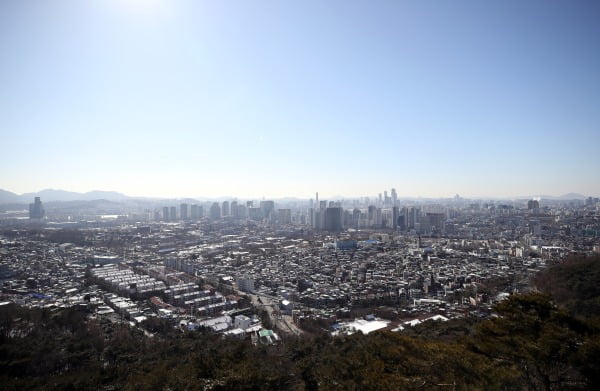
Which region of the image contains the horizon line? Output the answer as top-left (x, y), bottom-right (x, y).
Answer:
top-left (1, 187), bottom-right (596, 202)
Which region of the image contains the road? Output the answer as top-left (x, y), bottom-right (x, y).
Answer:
top-left (246, 292), bottom-right (303, 336)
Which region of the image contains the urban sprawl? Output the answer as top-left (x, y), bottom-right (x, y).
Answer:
top-left (1, 190), bottom-right (599, 341)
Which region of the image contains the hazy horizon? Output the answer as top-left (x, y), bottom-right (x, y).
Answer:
top-left (2, 1), bottom-right (599, 199)
top-left (0, 186), bottom-right (596, 202)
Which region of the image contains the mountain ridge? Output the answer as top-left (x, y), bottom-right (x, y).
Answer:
top-left (0, 188), bottom-right (594, 204)
top-left (0, 189), bottom-right (130, 203)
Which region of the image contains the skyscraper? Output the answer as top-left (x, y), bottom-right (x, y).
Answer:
top-left (190, 204), bottom-right (199, 220)
top-left (368, 205), bottom-right (376, 226)
top-left (277, 209), bottom-right (292, 225)
top-left (324, 207), bottom-right (343, 232)
top-left (29, 197), bottom-right (45, 220)
top-left (222, 201), bottom-right (230, 217)
top-left (180, 203), bottom-right (189, 220)
top-left (230, 201), bottom-right (238, 219)
top-left (260, 200), bottom-right (275, 221)
top-left (352, 208), bottom-right (361, 229)
top-left (210, 202), bottom-right (221, 220)
top-left (528, 199), bottom-right (540, 210)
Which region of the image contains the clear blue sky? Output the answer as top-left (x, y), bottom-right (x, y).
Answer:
top-left (1, 0), bottom-right (599, 199)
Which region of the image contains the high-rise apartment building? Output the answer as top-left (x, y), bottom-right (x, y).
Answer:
top-left (260, 200), bottom-right (275, 220)
top-left (209, 203), bottom-right (221, 220)
top-left (180, 203), bottom-right (189, 220)
top-left (190, 204), bottom-right (199, 220)
top-left (222, 201), bottom-right (230, 217)
top-left (230, 201), bottom-right (238, 218)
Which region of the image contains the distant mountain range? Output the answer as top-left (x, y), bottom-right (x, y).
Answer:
top-left (0, 188), bottom-right (592, 204)
top-left (0, 189), bottom-right (130, 204)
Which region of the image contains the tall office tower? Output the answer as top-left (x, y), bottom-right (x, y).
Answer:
top-left (376, 208), bottom-right (383, 226)
top-left (260, 200), bottom-right (275, 220)
top-left (384, 191), bottom-right (389, 206)
top-left (319, 200), bottom-right (327, 210)
top-left (230, 201), bottom-right (238, 218)
top-left (528, 199), bottom-right (540, 210)
top-left (198, 205), bottom-right (204, 218)
top-left (277, 209), bottom-right (292, 225)
top-left (391, 188), bottom-right (398, 206)
top-left (367, 205), bottom-right (376, 226)
top-left (392, 206), bottom-right (399, 230)
top-left (313, 209), bottom-right (322, 230)
top-left (180, 203), bottom-right (189, 220)
top-left (312, 192), bottom-right (318, 229)
top-left (408, 207), bottom-right (420, 229)
top-left (170, 206), bottom-right (177, 221)
top-left (29, 197), bottom-right (45, 220)
top-left (353, 208), bottom-right (361, 229)
top-left (190, 204), bottom-right (199, 220)
top-left (246, 200), bottom-right (254, 208)
top-left (209, 202), bottom-right (221, 220)
top-left (398, 207), bottom-right (408, 231)
top-left (222, 201), bottom-right (230, 217)
top-left (162, 207), bottom-right (169, 221)
top-left (378, 193), bottom-right (383, 206)
top-left (343, 210), bottom-right (353, 227)
top-left (324, 207), bottom-right (343, 232)
top-left (381, 209), bottom-right (391, 228)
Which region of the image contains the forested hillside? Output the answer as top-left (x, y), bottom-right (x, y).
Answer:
top-left (536, 255), bottom-right (600, 319)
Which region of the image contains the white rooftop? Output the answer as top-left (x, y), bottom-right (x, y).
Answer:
top-left (346, 319), bottom-right (390, 335)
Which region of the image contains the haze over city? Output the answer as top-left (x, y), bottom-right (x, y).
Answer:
top-left (2, 0), bottom-right (599, 198)
top-left (2, 2), bottom-right (600, 388)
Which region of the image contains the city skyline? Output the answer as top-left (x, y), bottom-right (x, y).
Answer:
top-left (2, 1), bottom-right (599, 199)
top-left (0, 186), bottom-right (595, 203)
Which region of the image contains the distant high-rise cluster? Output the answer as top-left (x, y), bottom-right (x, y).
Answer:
top-left (29, 197), bottom-right (45, 220)
top-left (153, 198), bottom-right (303, 226)
top-left (180, 203), bottom-right (189, 220)
top-left (160, 204), bottom-right (203, 221)
top-left (304, 187), bottom-right (449, 235)
top-left (149, 186), bottom-right (455, 234)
